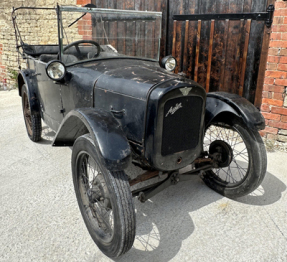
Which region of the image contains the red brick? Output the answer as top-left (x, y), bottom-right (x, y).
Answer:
top-left (259, 130), bottom-right (266, 137)
top-left (271, 32), bottom-right (282, 40)
top-left (265, 119), bottom-right (269, 126)
top-left (262, 98), bottom-right (284, 107)
top-left (271, 107), bottom-right (287, 116)
top-left (262, 91), bottom-right (269, 98)
top-left (267, 63), bottom-right (277, 70)
top-left (264, 78), bottom-right (274, 85)
top-left (273, 92), bottom-right (284, 100)
top-left (274, 9), bottom-right (287, 17)
top-left (268, 56), bottom-right (280, 63)
top-left (273, 17), bottom-right (284, 25)
top-left (265, 70), bottom-right (287, 78)
top-left (284, 17), bottom-right (287, 24)
top-left (269, 120), bottom-right (287, 129)
top-left (263, 126), bottom-right (278, 135)
top-left (275, 79), bottom-right (287, 86)
top-left (282, 115), bottom-right (287, 123)
top-left (279, 49), bottom-right (287, 56)
top-left (275, 1), bottom-right (287, 9)
top-left (263, 85), bottom-right (285, 93)
top-left (269, 41), bottom-right (287, 48)
top-left (262, 112), bottom-right (281, 121)
top-left (272, 25), bottom-right (287, 32)
top-left (268, 48), bottom-right (280, 56)
top-left (277, 63), bottom-right (287, 71)
top-left (279, 56), bottom-right (287, 64)
top-left (282, 33), bottom-right (287, 41)
top-left (261, 104), bottom-right (270, 112)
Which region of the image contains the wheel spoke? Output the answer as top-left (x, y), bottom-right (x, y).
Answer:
top-left (205, 124), bottom-right (250, 186)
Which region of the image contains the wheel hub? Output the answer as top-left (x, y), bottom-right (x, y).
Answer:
top-left (209, 140), bottom-right (233, 168)
top-left (90, 175), bottom-right (111, 209)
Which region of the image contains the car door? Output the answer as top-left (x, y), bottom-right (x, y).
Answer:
top-left (34, 60), bottom-right (64, 131)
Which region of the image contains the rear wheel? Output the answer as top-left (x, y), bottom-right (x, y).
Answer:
top-left (21, 84), bottom-right (42, 142)
top-left (72, 134), bottom-right (136, 258)
top-left (202, 119), bottom-right (267, 198)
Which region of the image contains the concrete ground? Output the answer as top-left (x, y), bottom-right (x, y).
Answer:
top-left (1, 89), bottom-right (287, 262)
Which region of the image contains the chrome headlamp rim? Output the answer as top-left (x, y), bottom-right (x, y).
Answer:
top-left (160, 55), bottom-right (177, 72)
top-left (45, 60), bottom-right (66, 81)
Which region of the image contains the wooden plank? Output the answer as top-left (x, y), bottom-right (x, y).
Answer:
top-left (194, 20), bottom-right (201, 82)
top-left (254, 0), bottom-right (276, 107)
top-left (244, 0), bottom-right (268, 102)
top-left (219, 19), bottom-right (230, 90)
top-left (184, 0), bottom-right (198, 79)
top-left (172, 20), bottom-right (177, 58)
top-left (197, 1), bottom-right (217, 87)
top-left (206, 19), bottom-right (215, 93)
top-left (182, 20), bottom-right (189, 74)
top-left (239, 19), bottom-right (251, 96)
top-left (232, 19), bottom-right (244, 94)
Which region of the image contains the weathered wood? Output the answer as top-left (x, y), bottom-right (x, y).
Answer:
top-left (182, 20), bottom-right (189, 74)
top-left (244, 0), bottom-right (268, 102)
top-left (206, 20), bottom-right (215, 93)
top-left (219, 19), bottom-right (230, 90)
top-left (239, 19), bottom-right (251, 96)
top-left (194, 20), bottom-right (201, 82)
top-left (172, 20), bottom-right (177, 58)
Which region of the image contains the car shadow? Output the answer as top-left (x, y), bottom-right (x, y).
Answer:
top-left (89, 165), bottom-right (286, 262)
top-left (38, 125), bottom-right (56, 145)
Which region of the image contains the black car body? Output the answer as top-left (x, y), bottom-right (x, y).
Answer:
top-left (13, 4), bottom-right (267, 258)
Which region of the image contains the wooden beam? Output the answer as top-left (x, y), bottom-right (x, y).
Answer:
top-left (219, 19), bottom-right (230, 90)
top-left (239, 19), bottom-right (251, 97)
top-left (183, 20), bottom-right (189, 74)
top-left (194, 20), bottom-right (201, 82)
top-left (206, 19), bottom-right (215, 93)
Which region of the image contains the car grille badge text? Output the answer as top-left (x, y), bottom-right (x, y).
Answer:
top-left (165, 103), bottom-right (183, 117)
top-left (180, 87), bottom-right (192, 96)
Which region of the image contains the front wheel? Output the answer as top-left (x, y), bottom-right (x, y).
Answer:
top-left (202, 119), bottom-right (267, 198)
top-left (72, 134), bottom-right (136, 258)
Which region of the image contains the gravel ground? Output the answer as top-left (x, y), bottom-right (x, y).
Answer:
top-left (1, 89), bottom-right (287, 262)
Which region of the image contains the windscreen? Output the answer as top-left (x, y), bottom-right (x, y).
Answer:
top-left (60, 7), bottom-right (162, 64)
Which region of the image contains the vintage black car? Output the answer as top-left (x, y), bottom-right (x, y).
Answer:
top-left (13, 5), bottom-right (267, 258)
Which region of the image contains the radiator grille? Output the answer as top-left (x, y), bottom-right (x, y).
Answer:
top-left (161, 96), bottom-right (203, 156)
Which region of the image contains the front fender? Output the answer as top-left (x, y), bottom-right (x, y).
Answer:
top-left (18, 69), bottom-right (40, 115)
top-left (205, 92), bottom-right (265, 131)
top-left (52, 108), bottom-right (131, 171)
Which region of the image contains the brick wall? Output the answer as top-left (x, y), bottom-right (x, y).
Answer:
top-left (260, 0), bottom-right (287, 142)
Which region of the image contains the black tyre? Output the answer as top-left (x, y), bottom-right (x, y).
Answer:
top-left (202, 120), bottom-right (267, 198)
top-left (72, 134), bottom-right (136, 258)
top-left (21, 84), bottom-right (42, 142)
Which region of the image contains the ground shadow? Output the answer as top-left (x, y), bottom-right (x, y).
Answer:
top-left (38, 125), bottom-right (56, 145)
top-left (88, 166), bottom-right (286, 262)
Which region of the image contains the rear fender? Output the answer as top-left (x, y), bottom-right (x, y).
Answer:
top-left (52, 108), bottom-right (131, 171)
top-left (18, 69), bottom-right (40, 115)
top-left (205, 92), bottom-right (265, 131)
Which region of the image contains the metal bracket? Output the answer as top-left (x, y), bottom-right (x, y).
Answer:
top-left (173, 4), bottom-right (275, 28)
top-left (133, 165), bottom-right (213, 203)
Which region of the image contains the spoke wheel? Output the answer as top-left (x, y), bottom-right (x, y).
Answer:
top-left (201, 120), bottom-right (267, 198)
top-left (21, 84), bottom-right (42, 142)
top-left (72, 134), bottom-right (135, 258)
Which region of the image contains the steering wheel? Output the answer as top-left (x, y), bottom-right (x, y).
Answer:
top-left (63, 40), bottom-right (101, 60)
